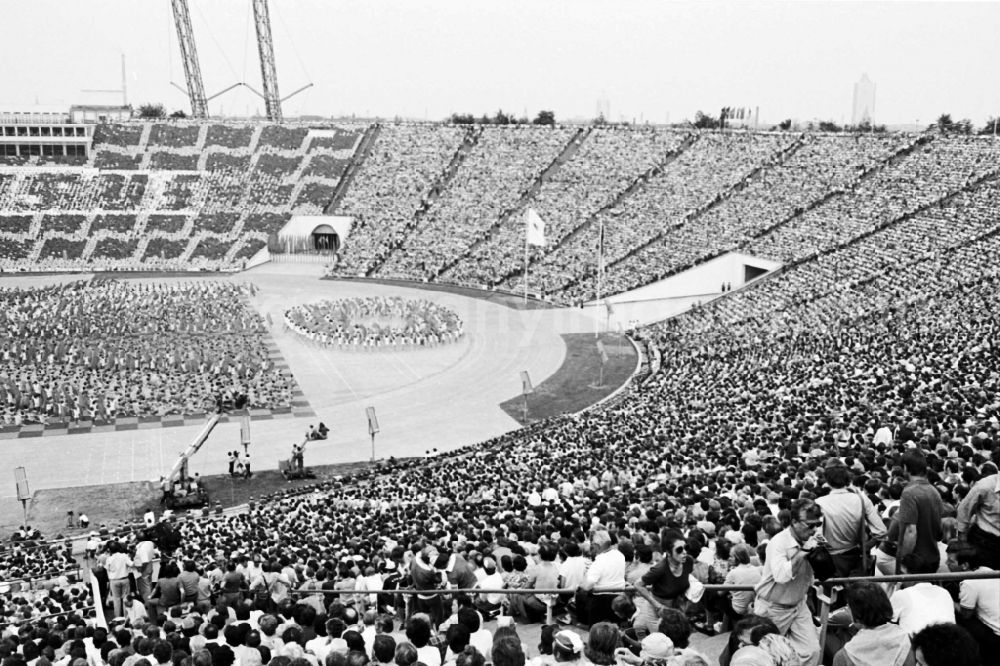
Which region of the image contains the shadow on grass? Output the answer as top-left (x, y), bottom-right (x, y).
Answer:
top-left (499, 333), bottom-right (636, 424)
top-left (21, 460), bottom-right (383, 538)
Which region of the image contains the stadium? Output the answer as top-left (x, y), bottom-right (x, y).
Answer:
top-left (0, 2), bottom-right (998, 666)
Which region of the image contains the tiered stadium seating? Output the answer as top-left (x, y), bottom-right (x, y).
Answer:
top-left (0, 122), bottom-right (366, 270)
top-left (204, 124), bottom-right (254, 149)
top-left (258, 125), bottom-right (308, 150)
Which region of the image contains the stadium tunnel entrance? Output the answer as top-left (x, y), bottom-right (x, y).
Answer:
top-left (273, 215), bottom-right (353, 254)
top-left (311, 224), bottom-right (340, 252)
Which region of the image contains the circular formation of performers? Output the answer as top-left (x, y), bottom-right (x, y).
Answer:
top-left (284, 296), bottom-right (464, 350)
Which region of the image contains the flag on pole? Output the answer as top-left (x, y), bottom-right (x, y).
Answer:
top-left (526, 208), bottom-right (546, 247)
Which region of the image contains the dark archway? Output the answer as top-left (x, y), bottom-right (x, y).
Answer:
top-left (312, 224), bottom-right (339, 253)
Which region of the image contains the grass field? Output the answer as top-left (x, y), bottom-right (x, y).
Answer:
top-left (15, 460), bottom-right (380, 538)
top-left (499, 332), bottom-right (636, 423)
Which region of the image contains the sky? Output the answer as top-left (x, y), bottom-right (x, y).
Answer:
top-left (1, 0), bottom-right (998, 126)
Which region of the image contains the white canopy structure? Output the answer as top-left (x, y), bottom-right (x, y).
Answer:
top-left (273, 215), bottom-right (353, 253)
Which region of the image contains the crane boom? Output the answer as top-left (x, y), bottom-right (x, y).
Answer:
top-left (170, 0), bottom-right (209, 118)
top-left (252, 0), bottom-right (283, 122)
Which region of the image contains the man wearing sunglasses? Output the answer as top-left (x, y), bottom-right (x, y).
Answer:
top-left (753, 498), bottom-right (825, 666)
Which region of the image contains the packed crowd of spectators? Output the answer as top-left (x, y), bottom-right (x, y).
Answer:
top-left (285, 296), bottom-right (463, 349)
top-left (0, 280), bottom-right (292, 425)
top-left (744, 135), bottom-right (1000, 264)
top-left (0, 122), bottom-right (364, 272)
top-left (441, 127), bottom-right (688, 287)
top-left (565, 133), bottom-right (912, 301)
top-left (4, 148), bottom-right (1000, 662)
top-left (376, 126), bottom-right (576, 280)
top-left (332, 124), bottom-right (469, 276)
top-left (502, 132), bottom-right (794, 298)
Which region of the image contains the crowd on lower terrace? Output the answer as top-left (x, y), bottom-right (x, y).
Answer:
top-left (0, 280), bottom-right (292, 425)
top-left (2, 176), bottom-right (998, 665)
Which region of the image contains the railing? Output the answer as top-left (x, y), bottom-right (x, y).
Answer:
top-left (289, 570), bottom-right (1000, 655)
top-left (0, 606), bottom-right (95, 628)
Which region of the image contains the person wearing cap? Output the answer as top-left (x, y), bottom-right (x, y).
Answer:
top-left (474, 557), bottom-right (505, 618)
top-left (816, 458), bottom-right (886, 577)
top-left (549, 630), bottom-right (584, 663)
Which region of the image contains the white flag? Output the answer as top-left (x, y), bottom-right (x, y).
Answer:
top-left (526, 208), bottom-right (546, 247)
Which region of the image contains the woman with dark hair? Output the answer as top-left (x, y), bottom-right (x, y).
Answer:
top-left (453, 647), bottom-right (485, 666)
top-left (633, 529), bottom-right (693, 635)
top-left (492, 636), bottom-right (525, 666)
top-left (442, 624), bottom-right (470, 665)
top-left (405, 614), bottom-right (440, 666)
top-left (393, 643), bottom-right (418, 666)
top-left (149, 560), bottom-right (183, 619)
top-left (583, 622), bottom-right (619, 666)
top-left (832, 582), bottom-right (914, 666)
top-left (718, 615), bottom-right (779, 666)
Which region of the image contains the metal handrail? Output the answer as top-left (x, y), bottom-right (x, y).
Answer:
top-left (289, 569), bottom-right (1000, 597)
top-left (0, 605), bottom-right (95, 627)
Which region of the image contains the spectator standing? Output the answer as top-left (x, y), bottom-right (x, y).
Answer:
top-left (817, 459), bottom-right (886, 577)
top-left (106, 540), bottom-right (134, 618)
top-left (752, 498), bottom-right (824, 666)
top-left (895, 450), bottom-right (944, 573)
top-left (955, 456), bottom-right (1000, 569)
top-left (133, 534), bottom-right (158, 601)
top-left (634, 529), bottom-right (694, 634)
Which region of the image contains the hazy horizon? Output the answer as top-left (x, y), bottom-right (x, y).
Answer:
top-left (1, 0), bottom-right (997, 127)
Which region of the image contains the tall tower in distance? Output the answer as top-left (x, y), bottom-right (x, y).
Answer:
top-left (852, 74), bottom-right (876, 125)
top-left (596, 92), bottom-right (611, 122)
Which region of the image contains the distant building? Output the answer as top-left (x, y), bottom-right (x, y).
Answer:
top-left (0, 110), bottom-right (92, 160)
top-left (69, 104), bottom-right (132, 124)
top-left (0, 105), bottom-right (119, 161)
top-left (852, 74), bottom-right (876, 125)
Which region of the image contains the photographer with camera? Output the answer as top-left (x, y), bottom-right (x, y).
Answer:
top-left (753, 498), bottom-right (825, 666)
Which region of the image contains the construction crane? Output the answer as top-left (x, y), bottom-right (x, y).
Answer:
top-left (169, 0), bottom-right (311, 121)
top-left (245, 0), bottom-right (313, 122)
top-left (170, 0), bottom-right (208, 118)
top-left (252, 0), bottom-right (282, 122)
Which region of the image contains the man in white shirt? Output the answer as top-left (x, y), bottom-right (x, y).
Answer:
top-left (753, 498), bottom-right (823, 666)
top-left (890, 554), bottom-right (955, 635)
top-left (558, 542), bottom-right (589, 592)
top-left (133, 535), bottom-right (157, 602)
top-left (576, 530), bottom-right (626, 625)
top-left (956, 549), bottom-right (1000, 655)
top-left (474, 558), bottom-right (504, 616)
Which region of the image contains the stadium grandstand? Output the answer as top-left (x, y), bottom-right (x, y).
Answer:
top-left (0, 117), bottom-right (996, 666)
top-left (0, 1), bottom-right (997, 664)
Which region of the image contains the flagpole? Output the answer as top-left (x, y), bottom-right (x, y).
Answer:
top-left (595, 218), bottom-right (604, 339)
top-left (524, 209), bottom-right (529, 305)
